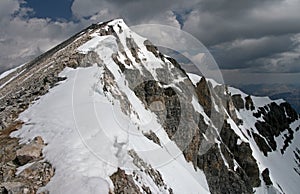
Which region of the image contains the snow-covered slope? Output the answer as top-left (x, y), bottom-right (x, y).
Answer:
top-left (0, 19), bottom-right (299, 194)
top-left (189, 73), bottom-right (300, 194)
top-left (5, 19), bottom-right (210, 194)
top-left (12, 65), bottom-right (209, 193)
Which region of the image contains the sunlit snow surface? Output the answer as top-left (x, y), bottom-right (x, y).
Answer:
top-left (12, 19), bottom-right (210, 194)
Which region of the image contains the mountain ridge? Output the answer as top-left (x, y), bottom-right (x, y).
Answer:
top-left (0, 19), bottom-right (299, 194)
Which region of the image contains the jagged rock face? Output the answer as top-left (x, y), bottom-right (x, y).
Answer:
top-left (0, 19), bottom-right (299, 194)
top-left (193, 75), bottom-right (300, 193)
top-left (227, 86), bottom-right (300, 193)
top-left (196, 77), bottom-right (212, 117)
top-left (194, 115), bottom-right (259, 193)
top-left (254, 102), bottom-right (298, 154)
top-left (220, 121), bottom-right (260, 187)
top-left (131, 68), bottom-right (265, 194)
top-left (197, 144), bottom-right (253, 194)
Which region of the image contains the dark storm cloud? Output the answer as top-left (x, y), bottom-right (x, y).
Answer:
top-left (211, 35), bottom-right (295, 69)
top-left (182, 0), bottom-right (300, 44)
top-left (247, 53), bottom-right (300, 73)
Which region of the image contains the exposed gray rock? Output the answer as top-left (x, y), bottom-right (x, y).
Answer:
top-left (128, 149), bottom-right (173, 193)
top-left (232, 94), bottom-right (244, 110)
top-left (0, 124), bottom-right (54, 194)
top-left (143, 130), bottom-right (161, 146)
top-left (14, 136), bottom-right (44, 166)
top-left (262, 168), bottom-right (273, 186)
top-left (0, 182), bottom-right (35, 194)
top-left (293, 148), bottom-right (300, 175)
top-left (219, 121), bottom-right (260, 188)
top-left (144, 40), bottom-right (159, 58)
top-left (197, 144), bottom-right (253, 194)
top-left (110, 168), bottom-right (142, 194)
top-left (252, 132), bottom-right (272, 156)
top-left (254, 102), bottom-right (298, 154)
top-left (18, 161), bottom-right (54, 188)
top-left (195, 77), bottom-right (212, 117)
top-left (245, 95), bottom-right (255, 111)
top-left (227, 96), bottom-right (243, 125)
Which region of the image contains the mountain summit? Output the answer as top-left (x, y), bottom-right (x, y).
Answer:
top-left (0, 19), bottom-right (299, 194)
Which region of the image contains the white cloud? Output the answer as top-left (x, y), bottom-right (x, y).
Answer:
top-left (71, 0), bottom-right (109, 19)
top-left (0, 0), bottom-right (19, 19)
top-left (140, 11), bottom-right (181, 28)
top-left (0, 1), bottom-right (83, 72)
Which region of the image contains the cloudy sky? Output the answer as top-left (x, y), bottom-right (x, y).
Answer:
top-left (1, 0), bottom-right (300, 86)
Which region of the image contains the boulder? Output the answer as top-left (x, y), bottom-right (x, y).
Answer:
top-left (15, 136), bottom-right (44, 166)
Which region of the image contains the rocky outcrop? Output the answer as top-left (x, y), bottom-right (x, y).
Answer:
top-left (144, 40), bottom-right (159, 58)
top-left (197, 144), bottom-right (253, 194)
top-left (110, 168), bottom-right (142, 194)
top-left (130, 64), bottom-right (264, 193)
top-left (128, 150), bottom-right (173, 193)
top-left (231, 94), bottom-right (244, 110)
top-left (262, 168), bottom-right (273, 186)
top-left (252, 132), bottom-right (272, 156)
top-left (293, 148), bottom-right (300, 176)
top-left (143, 130), bottom-right (161, 146)
top-left (217, 121), bottom-right (260, 189)
top-left (111, 149), bottom-right (173, 193)
top-left (195, 77), bottom-right (212, 117)
top-left (0, 122), bottom-right (54, 194)
top-left (227, 97), bottom-right (243, 126)
top-left (245, 96), bottom-right (255, 111)
top-left (126, 37), bottom-right (141, 63)
top-left (254, 102), bottom-right (298, 154)
top-left (14, 136), bottom-right (44, 166)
